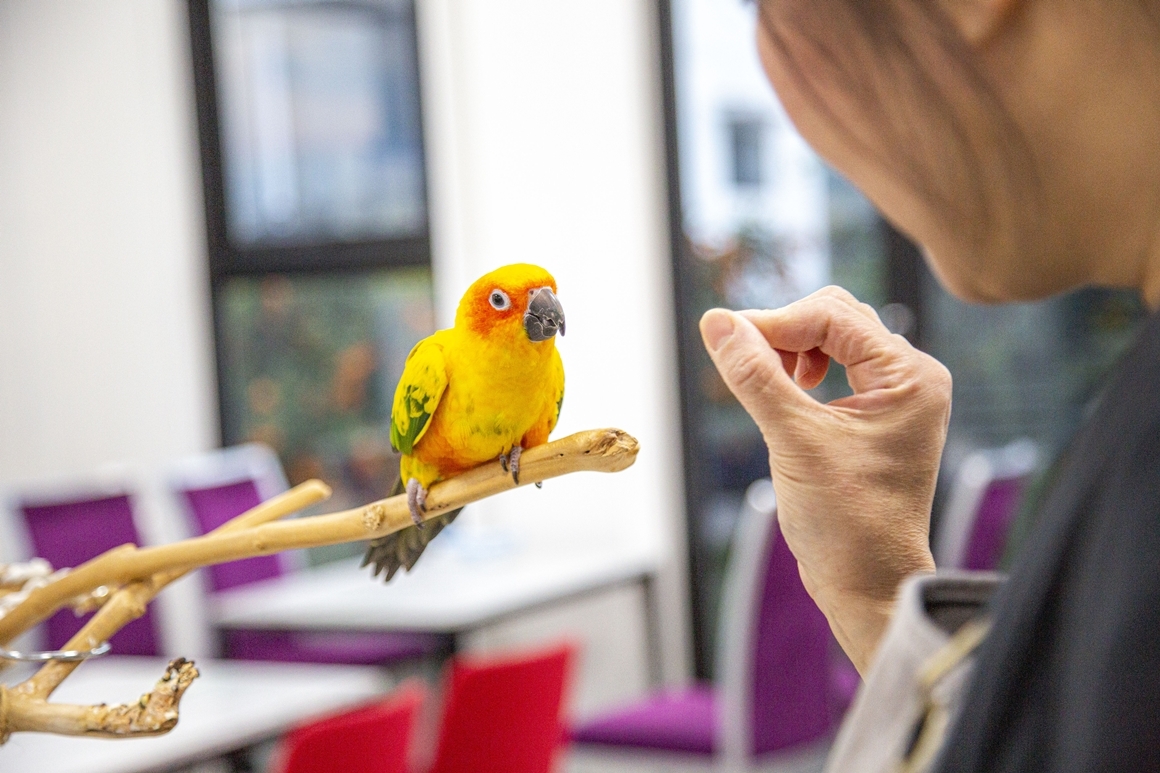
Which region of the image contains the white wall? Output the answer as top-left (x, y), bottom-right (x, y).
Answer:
top-left (0, 0), bottom-right (692, 685)
top-left (0, 0), bottom-right (217, 484)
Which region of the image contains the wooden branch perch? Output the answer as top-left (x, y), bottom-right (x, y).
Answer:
top-left (0, 428), bottom-right (638, 743)
top-left (11, 480), bottom-right (334, 703)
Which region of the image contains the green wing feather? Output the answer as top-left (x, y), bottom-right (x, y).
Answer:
top-left (366, 335), bottom-right (453, 583)
top-left (551, 349), bottom-right (565, 432)
top-left (389, 335), bottom-right (449, 456)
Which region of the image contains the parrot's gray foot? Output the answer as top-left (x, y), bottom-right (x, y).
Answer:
top-left (498, 446), bottom-right (524, 484)
top-left (508, 445), bottom-right (522, 484)
top-left (535, 481), bottom-right (543, 489)
top-left (406, 478), bottom-right (427, 529)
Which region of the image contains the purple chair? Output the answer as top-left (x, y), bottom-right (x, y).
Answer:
top-left (934, 439), bottom-right (1038, 571)
top-left (570, 480), bottom-right (837, 769)
top-left (14, 488), bottom-right (159, 656)
top-left (165, 444), bottom-right (445, 665)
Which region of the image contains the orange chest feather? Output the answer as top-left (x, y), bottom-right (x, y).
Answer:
top-left (413, 335), bottom-right (560, 473)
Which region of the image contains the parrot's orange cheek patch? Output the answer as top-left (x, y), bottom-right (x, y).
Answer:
top-left (464, 304), bottom-right (521, 338)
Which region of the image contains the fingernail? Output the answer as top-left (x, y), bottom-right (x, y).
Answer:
top-left (700, 309), bottom-right (735, 352)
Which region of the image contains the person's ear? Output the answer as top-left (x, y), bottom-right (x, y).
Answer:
top-left (938, 0), bottom-right (1020, 44)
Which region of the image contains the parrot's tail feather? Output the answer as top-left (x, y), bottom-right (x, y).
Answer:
top-left (362, 507), bottom-right (463, 582)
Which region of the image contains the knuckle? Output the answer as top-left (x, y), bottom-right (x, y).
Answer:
top-left (927, 358), bottom-right (953, 393)
top-left (810, 288), bottom-right (866, 322)
top-left (797, 294), bottom-right (840, 320)
top-left (912, 357), bottom-right (953, 416)
top-left (890, 332), bottom-right (915, 350)
top-left (816, 285), bottom-right (855, 303)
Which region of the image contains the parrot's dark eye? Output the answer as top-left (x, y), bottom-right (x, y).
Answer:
top-left (488, 289), bottom-right (511, 311)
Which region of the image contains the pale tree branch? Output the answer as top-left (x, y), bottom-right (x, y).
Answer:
top-left (14, 479), bottom-right (334, 702)
top-left (2, 658), bottom-right (198, 741)
top-left (0, 480), bottom-right (333, 744)
top-left (0, 428), bottom-right (638, 742)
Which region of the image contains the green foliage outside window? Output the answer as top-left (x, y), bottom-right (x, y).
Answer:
top-left (217, 268), bottom-right (435, 559)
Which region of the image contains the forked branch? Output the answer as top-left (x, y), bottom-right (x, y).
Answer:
top-left (2, 659), bottom-right (198, 740)
top-left (0, 428), bottom-right (639, 742)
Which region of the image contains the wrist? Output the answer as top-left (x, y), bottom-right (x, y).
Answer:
top-left (810, 548), bottom-right (935, 675)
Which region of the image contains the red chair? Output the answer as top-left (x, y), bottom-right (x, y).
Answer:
top-left (276, 681), bottom-right (426, 773)
top-left (428, 642), bottom-right (576, 773)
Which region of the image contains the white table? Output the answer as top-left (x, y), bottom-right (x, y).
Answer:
top-left (212, 539), bottom-right (663, 680)
top-left (0, 657), bottom-right (389, 773)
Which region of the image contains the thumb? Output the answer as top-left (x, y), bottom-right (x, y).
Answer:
top-left (700, 308), bottom-right (811, 427)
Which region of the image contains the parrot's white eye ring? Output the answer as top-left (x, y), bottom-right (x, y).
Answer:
top-left (488, 289), bottom-right (511, 310)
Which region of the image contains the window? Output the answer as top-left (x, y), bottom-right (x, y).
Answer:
top-left (191, 0), bottom-right (429, 275)
top-left (728, 116), bottom-right (764, 188)
top-left (213, 0), bottom-right (425, 248)
top-left (190, 0), bottom-right (435, 528)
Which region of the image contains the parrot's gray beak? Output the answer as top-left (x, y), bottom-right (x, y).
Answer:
top-left (524, 287), bottom-right (565, 342)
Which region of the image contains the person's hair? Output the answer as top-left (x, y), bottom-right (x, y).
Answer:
top-left (755, 0), bottom-right (1039, 253)
top-left (759, 1), bottom-right (1160, 254)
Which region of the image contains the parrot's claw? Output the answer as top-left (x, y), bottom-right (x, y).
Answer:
top-left (535, 481), bottom-right (543, 489)
top-left (508, 445), bottom-right (522, 485)
top-left (498, 447), bottom-right (523, 484)
top-left (405, 478), bottom-right (427, 529)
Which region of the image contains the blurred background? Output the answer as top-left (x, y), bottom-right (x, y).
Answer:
top-left (0, 1), bottom-right (1144, 772)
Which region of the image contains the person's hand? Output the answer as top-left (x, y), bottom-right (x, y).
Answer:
top-left (700, 286), bottom-right (950, 674)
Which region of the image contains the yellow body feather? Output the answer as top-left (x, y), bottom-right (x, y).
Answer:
top-left (389, 264), bottom-right (565, 490)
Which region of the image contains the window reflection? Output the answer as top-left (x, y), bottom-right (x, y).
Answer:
top-left (211, 0), bottom-right (426, 247)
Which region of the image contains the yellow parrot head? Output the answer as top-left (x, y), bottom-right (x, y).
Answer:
top-left (456, 263), bottom-right (566, 344)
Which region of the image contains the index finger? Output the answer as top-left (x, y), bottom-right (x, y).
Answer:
top-left (738, 288), bottom-right (917, 396)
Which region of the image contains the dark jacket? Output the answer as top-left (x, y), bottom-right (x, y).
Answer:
top-left (937, 310), bottom-right (1160, 771)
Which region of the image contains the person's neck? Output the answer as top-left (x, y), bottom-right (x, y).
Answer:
top-left (1025, 4), bottom-right (1160, 312)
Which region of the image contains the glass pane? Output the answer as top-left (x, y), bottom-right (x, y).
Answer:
top-left (924, 278), bottom-right (1145, 545)
top-left (211, 0), bottom-right (426, 247)
top-left (217, 268), bottom-right (435, 559)
top-left (827, 171), bottom-right (887, 309)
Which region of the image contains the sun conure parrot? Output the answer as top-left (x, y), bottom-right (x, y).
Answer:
top-left (362, 263), bottom-right (566, 580)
